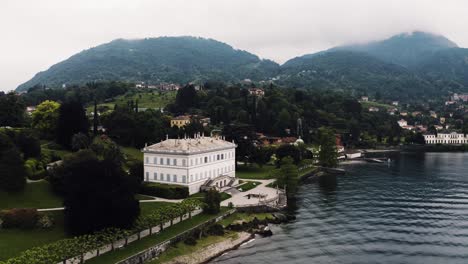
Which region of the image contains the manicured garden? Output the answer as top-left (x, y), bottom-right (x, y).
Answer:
top-left (237, 180), bottom-right (261, 192)
top-left (0, 211), bottom-right (67, 261)
top-left (0, 181), bottom-right (62, 210)
top-left (190, 192), bottom-right (232, 201)
top-left (236, 164), bottom-right (275, 179)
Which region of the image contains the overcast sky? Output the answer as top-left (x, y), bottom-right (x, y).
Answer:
top-left (1, 0), bottom-right (468, 92)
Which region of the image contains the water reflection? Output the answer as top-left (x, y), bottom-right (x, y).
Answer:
top-left (212, 152), bottom-right (468, 264)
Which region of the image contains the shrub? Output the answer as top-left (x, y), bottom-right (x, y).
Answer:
top-left (140, 183), bottom-right (189, 199)
top-left (0, 208), bottom-right (39, 229)
top-left (24, 159), bottom-right (47, 180)
top-left (203, 190), bottom-right (221, 214)
top-left (184, 236), bottom-right (197, 246)
top-left (207, 224), bottom-right (225, 236)
top-left (37, 213), bottom-right (54, 229)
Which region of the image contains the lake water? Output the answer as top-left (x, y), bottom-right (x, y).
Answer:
top-left (212, 152), bottom-right (468, 264)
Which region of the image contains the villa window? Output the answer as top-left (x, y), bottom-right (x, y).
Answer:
top-left (153, 157), bottom-right (157, 164)
top-left (145, 172), bottom-right (149, 181)
top-left (145, 157), bottom-right (149, 164)
top-left (173, 175), bottom-right (177, 182)
top-left (173, 159), bottom-right (177, 166)
top-left (190, 175), bottom-right (193, 182)
top-left (160, 173), bottom-right (164, 181)
top-left (190, 159), bottom-right (193, 166)
top-left (166, 174), bottom-right (170, 182)
top-left (221, 153), bottom-right (224, 159)
top-left (182, 175), bottom-right (186, 183)
top-left (154, 172), bottom-right (157, 180)
top-left (167, 158), bottom-right (170, 165)
top-left (182, 159), bottom-right (186, 166)
top-left (205, 157), bottom-right (208, 163)
top-left (217, 154), bottom-right (220, 160)
top-left (160, 158), bottom-right (164, 165)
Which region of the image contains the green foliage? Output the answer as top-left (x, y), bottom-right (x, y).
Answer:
top-left (203, 190), bottom-right (221, 214)
top-left (31, 100), bottom-right (60, 139)
top-left (48, 147), bottom-right (139, 235)
top-left (276, 157), bottom-right (299, 200)
top-left (318, 127), bottom-right (338, 168)
top-left (17, 37), bottom-right (279, 91)
top-left (56, 101), bottom-right (89, 149)
top-left (70, 132), bottom-right (90, 151)
top-left (102, 106), bottom-right (169, 148)
top-left (0, 133), bottom-right (26, 192)
top-left (0, 92), bottom-right (26, 127)
top-left (140, 182), bottom-right (189, 199)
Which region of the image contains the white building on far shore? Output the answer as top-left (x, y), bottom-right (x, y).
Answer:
top-left (142, 135), bottom-right (237, 195)
top-left (424, 132), bottom-right (468, 145)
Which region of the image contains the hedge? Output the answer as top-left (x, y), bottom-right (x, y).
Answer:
top-left (140, 182), bottom-right (189, 199)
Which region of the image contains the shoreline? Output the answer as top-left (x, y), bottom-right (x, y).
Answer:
top-left (163, 232), bottom-right (254, 264)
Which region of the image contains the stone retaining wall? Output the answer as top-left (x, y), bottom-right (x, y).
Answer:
top-left (116, 209), bottom-right (236, 264)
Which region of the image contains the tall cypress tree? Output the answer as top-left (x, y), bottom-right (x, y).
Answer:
top-left (56, 101), bottom-right (89, 149)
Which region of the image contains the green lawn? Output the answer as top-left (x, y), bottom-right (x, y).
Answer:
top-left (122, 146), bottom-right (143, 162)
top-left (0, 181), bottom-right (62, 210)
top-left (148, 231), bottom-right (239, 264)
top-left (0, 211), bottom-right (67, 261)
top-left (361, 101), bottom-right (395, 110)
top-left (86, 90), bottom-right (177, 113)
top-left (189, 192), bottom-right (232, 201)
top-left (86, 208), bottom-right (230, 264)
top-left (237, 181), bottom-right (261, 192)
top-left (218, 212), bottom-right (274, 227)
top-left (236, 164), bottom-right (275, 179)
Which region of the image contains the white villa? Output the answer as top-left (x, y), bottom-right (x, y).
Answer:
top-left (142, 135), bottom-right (237, 195)
top-left (424, 132), bottom-right (468, 145)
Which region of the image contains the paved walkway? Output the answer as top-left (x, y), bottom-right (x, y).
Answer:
top-left (221, 179), bottom-right (279, 207)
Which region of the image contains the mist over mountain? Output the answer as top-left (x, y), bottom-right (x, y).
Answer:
top-left (16, 31), bottom-right (468, 99)
top-left (330, 31), bottom-right (458, 67)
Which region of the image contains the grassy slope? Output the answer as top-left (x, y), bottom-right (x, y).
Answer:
top-left (86, 208), bottom-right (229, 264)
top-left (0, 181), bottom-right (62, 210)
top-left (0, 211), bottom-right (67, 261)
top-left (361, 101), bottom-right (395, 110)
top-left (236, 164), bottom-right (275, 179)
top-left (86, 90), bottom-right (176, 113)
top-left (122, 146), bottom-right (143, 162)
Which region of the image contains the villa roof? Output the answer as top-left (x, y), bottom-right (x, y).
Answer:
top-left (142, 135), bottom-right (236, 155)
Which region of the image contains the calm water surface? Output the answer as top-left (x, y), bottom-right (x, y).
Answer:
top-left (212, 152), bottom-right (468, 264)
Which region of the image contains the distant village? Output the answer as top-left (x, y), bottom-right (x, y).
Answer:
top-left (360, 92), bottom-right (468, 145)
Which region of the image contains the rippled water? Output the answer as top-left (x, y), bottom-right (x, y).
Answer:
top-left (212, 152), bottom-right (468, 264)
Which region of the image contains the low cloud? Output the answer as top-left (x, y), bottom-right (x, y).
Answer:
top-left (1, 0), bottom-right (467, 91)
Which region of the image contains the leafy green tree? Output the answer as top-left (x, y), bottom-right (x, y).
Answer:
top-left (275, 157), bottom-right (298, 201)
top-left (71, 132), bottom-right (90, 151)
top-left (173, 84), bottom-right (198, 113)
top-left (62, 150), bottom-right (140, 235)
top-left (276, 144), bottom-right (301, 165)
top-left (0, 133), bottom-right (26, 192)
top-left (0, 92), bottom-right (26, 127)
top-left (203, 190), bottom-right (221, 214)
top-left (56, 101), bottom-right (89, 149)
top-left (31, 100), bottom-right (60, 139)
top-left (318, 127), bottom-right (338, 168)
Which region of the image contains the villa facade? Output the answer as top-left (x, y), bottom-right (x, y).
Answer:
top-left (424, 132), bottom-right (468, 145)
top-left (142, 135), bottom-right (237, 195)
